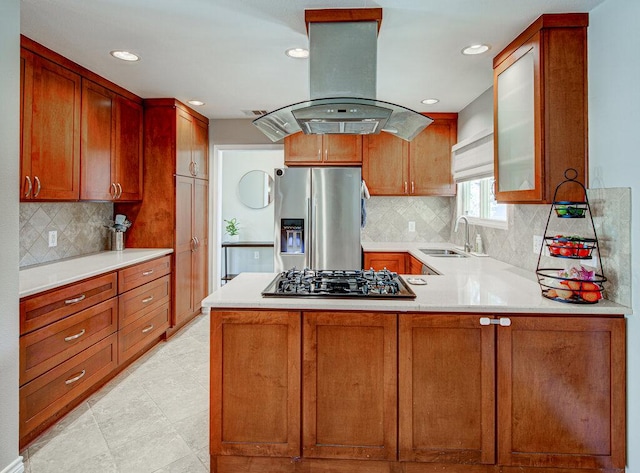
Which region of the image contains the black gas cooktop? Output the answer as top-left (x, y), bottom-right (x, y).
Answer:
top-left (261, 268), bottom-right (416, 299)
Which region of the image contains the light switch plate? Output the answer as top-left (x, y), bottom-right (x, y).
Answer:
top-left (408, 221), bottom-right (416, 232)
top-left (533, 235), bottom-right (543, 254)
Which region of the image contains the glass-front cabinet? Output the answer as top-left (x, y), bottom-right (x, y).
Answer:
top-left (493, 14), bottom-right (588, 204)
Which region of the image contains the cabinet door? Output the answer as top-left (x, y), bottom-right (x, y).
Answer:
top-left (497, 316), bottom-right (626, 469)
top-left (176, 108), bottom-right (194, 177)
top-left (284, 132), bottom-right (323, 164)
top-left (174, 176), bottom-right (195, 326)
top-left (23, 52), bottom-right (81, 201)
top-left (192, 179), bottom-right (209, 312)
top-left (211, 310), bottom-right (301, 458)
top-left (303, 311), bottom-right (397, 461)
top-left (323, 135), bottom-right (363, 164)
top-left (81, 80), bottom-right (116, 201)
top-left (494, 39), bottom-right (541, 202)
top-left (399, 314), bottom-right (495, 464)
top-left (363, 252), bottom-right (406, 273)
top-left (192, 117), bottom-right (209, 179)
top-left (362, 132), bottom-right (409, 195)
top-left (493, 16), bottom-right (588, 203)
top-left (114, 96), bottom-right (143, 200)
top-left (409, 114), bottom-right (457, 196)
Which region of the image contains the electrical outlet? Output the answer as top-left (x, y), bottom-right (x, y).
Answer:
top-left (408, 221), bottom-right (416, 232)
top-left (532, 235), bottom-right (543, 254)
top-left (48, 230), bottom-right (57, 247)
top-left (254, 251), bottom-right (260, 259)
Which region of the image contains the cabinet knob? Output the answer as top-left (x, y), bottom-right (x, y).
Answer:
top-left (411, 181), bottom-right (415, 194)
top-left (404, 181), bottom-right (408, 194)
top-left (479, 317), bottom-right (491, 326)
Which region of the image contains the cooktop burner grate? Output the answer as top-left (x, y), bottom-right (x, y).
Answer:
top-left (262, 268), bottom-right (416, 299)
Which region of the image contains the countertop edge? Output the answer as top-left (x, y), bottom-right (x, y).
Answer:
top-left (19, 248), bottom-right (174, 298)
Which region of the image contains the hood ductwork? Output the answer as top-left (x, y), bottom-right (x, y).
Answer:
top-left (253, 9), bottom-right (433, 142)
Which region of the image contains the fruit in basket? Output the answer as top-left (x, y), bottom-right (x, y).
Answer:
top-left (565, 280), bottom-right (582, 291)
top-left (555, 288), bottom-right (574, 299)
top-left (580, 289), bottom-right (602, 302)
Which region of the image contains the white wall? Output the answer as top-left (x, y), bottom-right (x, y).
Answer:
top-left (0, 0), bottom-right (22, 472)
top-left (588, 0), bottom-right (639, 470)
top-left (218, 148), bottom-right (283, 279)
top-left (457, 86), bottom-right (494, 141)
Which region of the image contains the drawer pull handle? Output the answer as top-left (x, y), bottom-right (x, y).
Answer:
top-left (65, 370), bottom-right (86, 385)
top-left (65, 294), bottom-right (86, 305)
top-left (141, 324), bottom-right (154, 334)
top-left (64, 329), bottom-right (86, 342)
top-left (142, 296), bottom-right (154, 303)
top-left (142, 270), bottom-right (154, 276)
top-left (33, 176), bottom-right (41, 198)
top-left (24, 176), bottom-right (32, 198)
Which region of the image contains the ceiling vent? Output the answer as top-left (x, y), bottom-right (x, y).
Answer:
top-left (243, 110), bottom-right (269, 117)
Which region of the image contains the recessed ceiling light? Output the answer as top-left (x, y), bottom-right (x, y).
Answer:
top-left (421, 98), bottom-right (439, 105)
top-left (110, 50), bottom-right (140, 62)
top-left (461, 44), bottom-right (491, 55)
top-left (285, 48), bottom-right (309, 59)
top-left (187, 100), bottom-right (205, 106)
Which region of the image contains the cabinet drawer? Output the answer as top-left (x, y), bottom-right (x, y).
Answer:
top-left (20, 333), bottom-right (118, 440)
top-left (118, 274), bottom-right (170, 328)
top-left (118, 255), bottom-right (171, 293)
top-left (118, 302), bottom-right (170, 365)
top-left (20, 298), bottom-right (117, 385)
top-left (20, 272), bottom-right (117, 335)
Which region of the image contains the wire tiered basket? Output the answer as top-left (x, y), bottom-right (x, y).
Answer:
top-left (536, 169), bottom-right (606, 304)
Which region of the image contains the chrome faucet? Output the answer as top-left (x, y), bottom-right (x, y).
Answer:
top-left (454, 215), bottom-right (472, 253)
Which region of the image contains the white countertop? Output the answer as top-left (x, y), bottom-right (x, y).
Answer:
top-left (203, 242), bottom-right (631, 315)
top-left (19, 249), bottom-right (173, 298)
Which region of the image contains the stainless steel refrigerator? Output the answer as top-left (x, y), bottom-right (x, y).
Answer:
top-left (274, 167), bottom-right (361, 272)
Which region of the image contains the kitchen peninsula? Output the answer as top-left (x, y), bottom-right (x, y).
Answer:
top-left (203, 244), bottom-right (629, 473)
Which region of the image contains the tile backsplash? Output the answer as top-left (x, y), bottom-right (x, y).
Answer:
top-left (361, 196), bottom-right (455, 243)
top-left (20, 202), bottom-right (113, 267)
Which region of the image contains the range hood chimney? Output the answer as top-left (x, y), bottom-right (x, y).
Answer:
top-left (253, 8), bottom-right (432, 142)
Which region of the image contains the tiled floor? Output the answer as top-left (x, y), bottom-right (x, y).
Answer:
top-left (21, 314), bottom-right (211, 473)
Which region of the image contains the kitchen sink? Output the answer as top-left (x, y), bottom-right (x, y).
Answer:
top-left (419, 248), bottom-right (469, 258)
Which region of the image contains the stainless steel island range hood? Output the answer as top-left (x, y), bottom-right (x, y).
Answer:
top-left (253, 9), bottom-right (433, 142)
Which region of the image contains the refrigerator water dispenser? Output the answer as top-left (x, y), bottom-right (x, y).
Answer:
top-left (281, 219), bottom-right (304, 254)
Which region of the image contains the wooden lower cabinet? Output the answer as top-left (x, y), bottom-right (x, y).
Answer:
top-left (303, 311), bottom-right (397, 461)
top-left (20, 333), bottom-right (118, 445)
top-left (497, 316), bottom-right (626, 470)
top-left (19, 256), bottom-right (173, 448)
top-left (399, 314), bottom-right (495, 464)
top-left (364, 252), bottom-right (406, 273)
top-left (211, 310), bottom-right (301, 459)
top-left (210, 310), bottom-right (625, 473)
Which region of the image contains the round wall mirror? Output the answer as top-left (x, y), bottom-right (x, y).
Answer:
top-left (238, 170), bottom-right (274, 209)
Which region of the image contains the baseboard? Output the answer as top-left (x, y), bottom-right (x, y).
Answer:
top-left (1, 457), bottom-right (24, 473)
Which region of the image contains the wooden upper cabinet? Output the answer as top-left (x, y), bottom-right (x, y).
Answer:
top-left (363, 113), bottom-right (457, 196)
top-left (285, 133), bottom-right (363, 165)
top-left (80, 80), bottom-right (143, 201)
top-left (176, 107), bottom-right (209, 179)
top-left (497, 315), bottom-right (626, 469)
top-left (114, 95), bottom-right (143, 201)
top-left (363, 131), bottom-right (409, 195)
top-left (21, 48), bottom-right (81, 201)
top-left (493, 14), bottom-right (588, 203)
top-left (409, 113), bottom-right (457, 196)
top-left (21, 36), bottom-right (143, 202)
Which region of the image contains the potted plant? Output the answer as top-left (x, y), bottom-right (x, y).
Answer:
top-left (224, 218), bottom-right (240, 241)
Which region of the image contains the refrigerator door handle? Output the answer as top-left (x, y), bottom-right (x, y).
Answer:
top-left (306, 197), bottom-right (312, 268)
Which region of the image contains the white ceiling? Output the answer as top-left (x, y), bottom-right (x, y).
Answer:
top-left (20, 0), bottom-right (604, 120)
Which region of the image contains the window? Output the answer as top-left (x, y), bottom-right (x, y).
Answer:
top-left (457, 177), bottom-right (508, 228)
